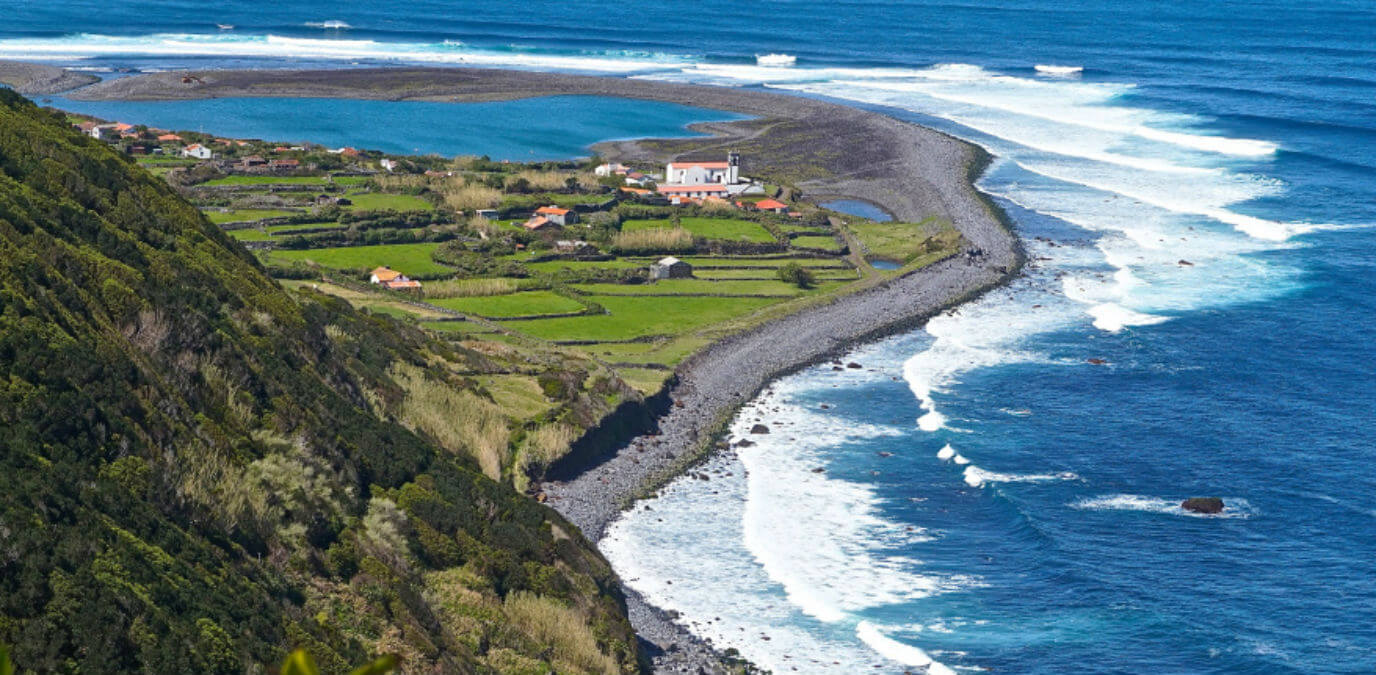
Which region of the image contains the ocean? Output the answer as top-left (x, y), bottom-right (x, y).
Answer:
top-left (4, 1), bottom-right (1374, 672)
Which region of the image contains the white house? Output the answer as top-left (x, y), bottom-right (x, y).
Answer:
top-left (594, 162), bottom-right (629, 177)
top-left (657, 184), bottom-right (730, 201)
top-left (664, 152), bottom-right (740, 185)
top-left (534, 205), bottom-right (578, 226)
top-left (181, 143), bottom-right (214, 160)
top-left (650, 256), bottom-right (692, 280)
top-left (85, 123), bottom-right (120, 141)
top-left (380, 158), bottom-right (397, 172)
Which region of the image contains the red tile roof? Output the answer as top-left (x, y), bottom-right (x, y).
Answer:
top-left (371, 267), bottom-right (402, 282)
top-left (535, 206), bottom-right (571, 216)
top-left (523, 215), bottom-right (553, 230)
top-left (755, 198), bottom-right (788, 210)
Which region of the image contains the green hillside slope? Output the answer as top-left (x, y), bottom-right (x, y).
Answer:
top-left (0, 90), bottom-right (637, 674)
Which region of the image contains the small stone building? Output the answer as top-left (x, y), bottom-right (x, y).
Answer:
top-left (650, 256), bottom-right (692, 280)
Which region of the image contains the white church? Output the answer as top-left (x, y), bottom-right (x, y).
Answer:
top-left (656, 152), bottom-right (759, 200)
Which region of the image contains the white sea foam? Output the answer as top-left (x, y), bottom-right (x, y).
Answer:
top-left (856, 621), bottom-right (957, 675)
top-left (963, 466), bottom-right (1076, 488)
top-left (0, 32), bottom-right (689, 73)
top-left (937, 444), bottom-right (957, 460)
top-left (1072, 494), bottom-right (1255, 518)
top-left (1035, 64), bottom-right (1084, 76)
top-left (304, 20), bottom-right (351, 29)
top-left (604, 360), bottom-right (978, 672)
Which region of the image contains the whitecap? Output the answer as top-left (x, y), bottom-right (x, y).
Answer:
top-left (1035, 64), bottom-right (1084, 76)
top-left (1072, 494), bottom-right (1255, 518)
top-left (856, 621), bottom-right (958, 675)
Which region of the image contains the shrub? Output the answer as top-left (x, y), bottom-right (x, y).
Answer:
top-left (778, 262), bottom-right (816, 289)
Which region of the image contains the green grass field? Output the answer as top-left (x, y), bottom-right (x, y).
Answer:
top-left (429, 291), bottom-right (586, 318)
top-left (204, 209), bottom-right (296, 224)
top-left (503, 295), bottom-right (777, 342)
top-left (344, 191), bottom-right (435, 212)
top-left (790, 235), bottom-right (844, 251)
top-left (623, 217), bottom-right (775, 243)
top-left (847, 217), bottom-right (961, 263)
top-left (571, 279), bottom-right (840, 297)
top-left (667, 256), bottom-right (850, 269)
top-left (693, 267), bottom-right (858, 280)
top-left (522, 258), bottom-right (646, 273)
top-left (264, 222), bottom-right (346, 234)
top-left (225, 228), bottom-right (272, 241)
top-left (420, 320), bottom-right (500, 335)
top-left (269, 242), bottom-right (452, 276)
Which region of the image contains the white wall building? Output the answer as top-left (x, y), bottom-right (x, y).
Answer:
top-left (181, 144), bottom-right (214, 159)
top-left (664, 152), bottom-right (740, 185)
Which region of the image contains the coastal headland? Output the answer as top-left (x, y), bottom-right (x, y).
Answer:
top-left (64, 65), bottom-right (1021, 672)
top-left (0, 61), bottom-right (98, 94)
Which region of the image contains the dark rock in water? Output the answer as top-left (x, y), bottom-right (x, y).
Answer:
top-left (750, 424), bottom-right (770, 434)
top-left (1087, 358), bottom-right (1108, 365)
top-left (735, 439), bottom-right (755, 448)
top-left (819, 403), bottom-right (831, 409)
top-left (1178, 259), bottom-right (1194, 266)
top-left (878, 451), bottom-right (893, 458)
top-left (811, 467), bottom-right (826, 473)
top-left (846, 362), bottom-right (863, 369)
top-left (1182, 497), bottom-right (1225, 514)
top-left (832, 365), bottom-right (844, 371)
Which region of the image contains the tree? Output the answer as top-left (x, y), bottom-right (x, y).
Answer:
top-left (778, 262), bottom-right (816, 289)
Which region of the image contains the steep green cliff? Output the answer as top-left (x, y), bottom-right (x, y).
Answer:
top-left (0, 90), bottom-right (637, 674)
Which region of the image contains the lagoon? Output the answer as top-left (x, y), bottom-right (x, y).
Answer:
top-left (49, 94), bottom-right (742, 160)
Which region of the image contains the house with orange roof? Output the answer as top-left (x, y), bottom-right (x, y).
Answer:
top-left (754, 198), bottom-right (789, 213)
top-left (522, 215), bottom-right (558, 231)
top-left (534, 205), bottom-right (578, 226)
top-left (665, 153), bottom-right (739, 185)
top-left (181, 143), bottom-right (214, 160)
top-left (157, 133), bottom-right (183, 142)
top-left (368, 266), bottom-right (422, 291)
top-left (594, 162), bottom-right (629, 177)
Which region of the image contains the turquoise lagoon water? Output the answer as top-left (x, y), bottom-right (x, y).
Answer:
top-left (822, 199), bottom-right (892, 222)
top-left (46, 95), bottom-right (741, 160)
top-left (6, 2), bottom-right (1376, 673)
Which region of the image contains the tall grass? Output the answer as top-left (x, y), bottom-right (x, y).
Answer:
top-left (503, 592), bottom-right (620, 675)
top-left (423, 277), bottom-right (520, 299)
top-left (390, 362), bottom-right (509, 481)
top-left (373, 174), bottom-right (426, 192)
top-left (442, 184), bottom-right (502, 212)
top-left (520, 423), bottom-right (575, 470)
top-left (506, 169), bottom-right (570, 192)
top-left (610, 227), bottom-right (695, 254)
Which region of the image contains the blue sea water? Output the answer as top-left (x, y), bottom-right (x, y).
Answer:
top-left (4, 2), bottom-right (1375, 672)
top-left (42, 95), bottom-right (742, 160)
top-left (822, 199), bottom-right (893, 222)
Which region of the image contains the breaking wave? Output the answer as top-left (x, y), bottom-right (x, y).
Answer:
top-left (1073, 494), bottom-right (1256, 518)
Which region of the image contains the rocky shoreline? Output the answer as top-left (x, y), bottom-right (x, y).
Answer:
top-left (43, 64), bottom-right (1021, 672)
top-left (0, 61), bottom-right (98, 95)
